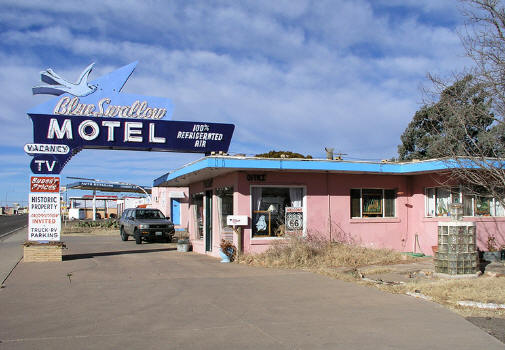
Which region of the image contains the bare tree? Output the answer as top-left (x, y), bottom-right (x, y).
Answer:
top-left (460, 0), bottom-right (505, 118)
top-left (409, 0), bottom-right (505, 206)
top-left (447, 1), bottom-right (505, 202)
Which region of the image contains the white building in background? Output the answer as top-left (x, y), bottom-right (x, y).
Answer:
top-left (117, 196), bottom-right (151, 216)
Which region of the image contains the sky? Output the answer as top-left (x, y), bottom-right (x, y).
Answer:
top-left (0, 0), bottom-right (473, 206)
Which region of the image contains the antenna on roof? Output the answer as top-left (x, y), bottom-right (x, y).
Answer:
top-left (324, 147), bottom-right (334, 160)
top-left (334, 152), bottom-right (347, 161)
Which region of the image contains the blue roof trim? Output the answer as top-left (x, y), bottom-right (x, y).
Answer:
top-left (153, 157), bottom-right (477, 187)
top-left (153, 158), bottom-right (215, 186)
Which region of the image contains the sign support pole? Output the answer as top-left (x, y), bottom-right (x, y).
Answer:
top-left (233, 226), bottom-right (242, 255)
top-left (92, 190), bottom-right (97, 221)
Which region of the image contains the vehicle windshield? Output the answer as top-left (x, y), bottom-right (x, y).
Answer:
top-left (135, 209), bottom-right (165, 220)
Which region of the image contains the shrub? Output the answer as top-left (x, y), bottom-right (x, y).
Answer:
top-left (77, 219), bottom-right (118, 229)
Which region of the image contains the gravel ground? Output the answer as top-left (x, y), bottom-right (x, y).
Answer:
top-left (466, 317), bottom-right (505, 344)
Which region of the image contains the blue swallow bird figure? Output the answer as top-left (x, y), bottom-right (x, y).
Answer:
top-left (32, 63), bottom-right (97, 97)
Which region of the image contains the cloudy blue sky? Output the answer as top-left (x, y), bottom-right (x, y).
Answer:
top-left (1, 0), bottom-right (472, 205)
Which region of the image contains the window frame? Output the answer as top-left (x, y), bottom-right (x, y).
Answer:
top-left (350, 188), bottom-right (397, 218)
top-left (250, 185), bottom-right (306, 239)
top-left (216, 186), bottom-right (234, 232)
top-left (425, 186), bottom-right (505, 217)
top-left (191, 193), bottom-right (204, 240)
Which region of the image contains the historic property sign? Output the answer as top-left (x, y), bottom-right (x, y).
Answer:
top-left (28, 176), bottom-right (61, 241)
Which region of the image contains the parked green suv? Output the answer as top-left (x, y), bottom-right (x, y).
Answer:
top-left (119, 208), bottom-right (175, 244)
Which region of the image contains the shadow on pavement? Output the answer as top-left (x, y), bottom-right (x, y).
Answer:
top-left (64, 247), bottom-right (176, 261)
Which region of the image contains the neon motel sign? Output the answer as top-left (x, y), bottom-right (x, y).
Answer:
top-left (25, 61), bottom-right (235, 174)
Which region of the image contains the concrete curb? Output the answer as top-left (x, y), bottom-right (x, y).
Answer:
top-left (0, 227), bottom-right (27, 285)
top-left (458, 301), bottom-right (505, 309)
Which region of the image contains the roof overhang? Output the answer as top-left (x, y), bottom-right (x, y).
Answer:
top-left (153, 156), bottom-right (483, 187)
top-left (66, 181), bottom-right (152, 194)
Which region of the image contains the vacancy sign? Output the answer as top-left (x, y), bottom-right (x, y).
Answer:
top-left (28, 176), bottom-right (61, 241)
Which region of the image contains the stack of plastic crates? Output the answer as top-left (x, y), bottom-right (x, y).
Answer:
top-left (435, 222), bottom-right (478, 275)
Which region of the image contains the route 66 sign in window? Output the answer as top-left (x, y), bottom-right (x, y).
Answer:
top-left (285, 207), bottom-right (303, 233)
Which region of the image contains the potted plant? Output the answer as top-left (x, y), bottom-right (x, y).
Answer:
top-left (177, 238), bottom-right (191, 252)
top-left (483, 235), bottom-right (501, 262)
top-left (219, 239), bottom-right (236, 263)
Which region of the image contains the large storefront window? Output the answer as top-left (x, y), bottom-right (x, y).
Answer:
top-left (350, 189), bottom-right (396, 218)
top-left (425, 187), bottom-right (505, 217)
top-left (217, 187), bottom-right (234, 231)
top-left (191, 193), bottom-right (204, 239)
top-left (251, 186), bottom-right (303, 237)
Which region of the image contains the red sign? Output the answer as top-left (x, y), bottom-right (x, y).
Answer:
top-left (30, 176), bottom-right (60, 193)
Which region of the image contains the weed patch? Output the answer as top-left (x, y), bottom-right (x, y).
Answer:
top-left (238, 232), bottom-right (410, 271)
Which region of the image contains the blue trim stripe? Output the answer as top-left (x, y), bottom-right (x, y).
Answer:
top-left (153, 157), bottom-right (479, 187)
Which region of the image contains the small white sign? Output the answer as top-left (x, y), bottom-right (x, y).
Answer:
top-left (227, 215), bottom-right (248, 226)
top-left (28, 193), bottom-right (61, 241)
top-left (24, 143), bottom-right (70, 155)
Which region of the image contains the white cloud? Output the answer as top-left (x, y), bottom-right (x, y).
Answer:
top-left (0, 0), bottom-right (475, 203)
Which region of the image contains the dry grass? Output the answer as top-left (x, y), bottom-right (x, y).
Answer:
top-left (382, 277), bottom-right (505, 317)
top-left (238, 232), bottom-right (411, 270)
top-left (237, 232), bottom-right (505, 318)
top-left (61, 226), bottom-right (118, 236)
top-left (384, 277), bottom-right (505, 304)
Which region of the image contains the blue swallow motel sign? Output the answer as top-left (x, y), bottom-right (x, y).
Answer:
top-left (25, 61), bottom-right (235, 174)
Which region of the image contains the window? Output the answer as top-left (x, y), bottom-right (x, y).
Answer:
top-left (135, 209), bottom-right (165, 219)
top-left (475, 196), bottom-right (491, 216)
top-left (191, 193), bottom-right (204, 239)
top-left (425, 187), bottom-right (452, 216)
top-left (217, 187), bottom-right (233, 231)
top-left (425, 187), bottom-right (505, 217)
top-left (251, 186), bottom-right (304, 237)
top-left (350, 189), bottom-right (396, 218)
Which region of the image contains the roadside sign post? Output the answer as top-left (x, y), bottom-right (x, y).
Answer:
top-left (24, 61), bottom-right (235, 262)
top-left (226, 215), bottom-right (248, 254)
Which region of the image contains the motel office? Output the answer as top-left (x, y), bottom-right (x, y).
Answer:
top-left (153, 156), bottom-right (505, 257)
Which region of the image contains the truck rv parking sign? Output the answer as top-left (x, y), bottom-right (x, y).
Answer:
top-left (28, 177), bottom-right (61, 241)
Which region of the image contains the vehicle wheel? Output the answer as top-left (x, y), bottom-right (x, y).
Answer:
top-left (165, 236), bottom-right (172, 243)
top-left (134, 229), bottom-right (142, 244)
top-left (120, 227), bottom-right (128, 241)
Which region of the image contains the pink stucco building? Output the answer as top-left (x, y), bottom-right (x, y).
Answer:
top-left (150, 187), bottom-right (189, 232)
top-left (154, 156), bottom-right (505, 257)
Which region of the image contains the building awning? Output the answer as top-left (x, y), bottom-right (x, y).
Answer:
top-left (153, 156), bottom-right (473, 187)
top-left (66, 181), bottom-right (152, 194)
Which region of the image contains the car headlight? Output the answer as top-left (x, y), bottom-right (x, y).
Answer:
top-left (139, 224), bottom-right (149, 229)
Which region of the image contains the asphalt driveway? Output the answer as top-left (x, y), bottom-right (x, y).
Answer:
top-left (0, 235), bottom-right (502, 349)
